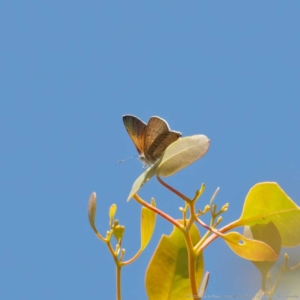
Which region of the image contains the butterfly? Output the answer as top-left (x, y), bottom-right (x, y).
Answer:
top-left (123, 115), bottom-right (182, 166)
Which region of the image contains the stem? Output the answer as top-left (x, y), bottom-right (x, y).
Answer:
top-left (133, 193), bottom-right (182, 229)
top-left (156, 175), bottom-right (191, 202)
top-left (184, 231), bottom-right (200, 300)
top-left (95, 232), bottom-right (106, 242)
top-left (106, 241), bottom-right (118, 262)
top-left (269, 266), bottom-right (285, 295)
top-left (194, 230), bottom-right (211, 252)
top-left (106, 240), bottom-right (122, 300)
top-left (261, 276), bottom-right (267, 292)
top-left (116, 264), bottom-right (122, 300)
top-left (185, 200), bottom-right (201, 232)
top-left (195, 222), bottom-right (233, 254)
top-left (121, 249), bottom-right (141, 266)
top-left (290, 262), bottom-right (300, 271)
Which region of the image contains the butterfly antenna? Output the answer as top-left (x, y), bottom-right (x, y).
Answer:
top-left (118, 155), bottom-right (138, 163)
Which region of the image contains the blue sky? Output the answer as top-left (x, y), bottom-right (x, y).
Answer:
top-left (1, 1), bottom-right (299, 299)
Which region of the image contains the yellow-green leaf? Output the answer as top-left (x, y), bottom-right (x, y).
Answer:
top-left (141, 198), bottom-right (156, 251)
top-left (145, 223), bottom-right (204, 300)
top-left (88, 192), bottom-right (98, 234)
top-left (157, 135), bottom-right (210, 177)
top-left (113, 225), bottom-right (125, 241)
top-left (222, 231), bottom-right (278, 261)
top-left (127, 163), bottom-right (159, 201)
top-left (109, 204), bottom-right (117, 220)
top-left (127, 135), bottom-right (210, 200)
top-left (237, 182), bottom-right (300, 247)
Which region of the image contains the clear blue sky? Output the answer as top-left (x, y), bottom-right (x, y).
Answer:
top-left (1, 2), bottom-right (299, 299)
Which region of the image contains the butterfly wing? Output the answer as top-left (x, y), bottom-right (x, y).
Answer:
top-left (123, 115), bottom-right (146, 155)
top-left (144, 117), bottom-right (169, 154)
top-left (147, 131), bottom-right (181, 162)
top-left (144, 116), bottom-right (181, 163)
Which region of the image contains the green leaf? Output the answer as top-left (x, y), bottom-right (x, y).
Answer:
top-left (247, 222), bottom-right (281, 290)
top-left (222, 231), bottom-right (278, 261)
top-left (157, 135), bottom-right (210, 177)
top-left (145, 223), bottom-right (204, 300)
top-left (141, 198), bottom-right (156, 251)
top-left (237, 182), bottom-right (300, 247)
top-left (127, 163), bottom-right (159, 201)
top-left (88, 192), bottom-right (98, 234)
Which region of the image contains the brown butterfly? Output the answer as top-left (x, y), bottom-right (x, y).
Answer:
top-left (123, 115), bottom-right (182, 166)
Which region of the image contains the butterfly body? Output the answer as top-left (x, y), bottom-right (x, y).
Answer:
top-left (123, 115), bottom-right (181, 166)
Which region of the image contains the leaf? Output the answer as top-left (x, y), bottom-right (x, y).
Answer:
top-left (145, 223), bottom-right (204, 300)
top-left (252, 289), bottom-right (264, 300)
top-left (125, 198), bottom-right (157, 262)
top-left (88, 192), bottom-right (98, 234)
top-left (198, 272), bottom-right (209, 298)
top-left (109, 204), bottom-right (117, 220)
top-left (113, 225), bottom-right (125, 241)
top-left (237, 182), bottom-right (300, 247)
top-left (127, 135), bottom-right (210, 200)
top-left (157, 135), bottom-right (210, 177)
top-left (222, 231), bottom-right (278, 261)
top-left (127, 163), bottom-right (159, 201)
top-left (247, 222), bottom-right (281, 290)
top-left (140, 198), bottom-right (156, 251)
